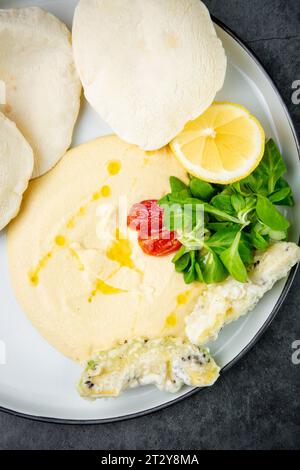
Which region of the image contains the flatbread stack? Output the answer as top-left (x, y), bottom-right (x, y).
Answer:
top-left (0, 7), bottom-right (81, 230)
top-left (0, 7), bottom-right (81, 178)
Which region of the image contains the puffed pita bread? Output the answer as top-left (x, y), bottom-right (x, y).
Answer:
top-left (73, 0), bottom-right (227, 150)
top-left (0, 111), bottom-right (33, 231)
top-left (0, 7), bottom-right (81, 177)
top-left (0, 80), bottom-right (5, 104)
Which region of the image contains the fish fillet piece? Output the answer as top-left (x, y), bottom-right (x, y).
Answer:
top-left (78, 337), bottom-right (220, 398)
top-left (186, 242), bottom-right (300, 345)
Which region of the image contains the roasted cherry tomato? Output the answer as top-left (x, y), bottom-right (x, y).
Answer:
top-left (127, 199), bottom-right (163, 236)
top-left (127, 200), bottom-right (181, 257)
top-left (138, 229), bottom-right (182, 257)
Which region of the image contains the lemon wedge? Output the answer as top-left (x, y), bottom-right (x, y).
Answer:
top-left (170, 102), bottom-right (265, 184)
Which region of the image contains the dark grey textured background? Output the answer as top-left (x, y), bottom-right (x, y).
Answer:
top-left (0, 0), bottom-right (299, 450)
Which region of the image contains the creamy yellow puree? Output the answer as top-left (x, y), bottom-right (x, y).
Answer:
top-left (8, 136), bottom-right (203, 362)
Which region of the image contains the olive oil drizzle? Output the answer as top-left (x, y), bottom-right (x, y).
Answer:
top-left (28, 160), bottom-right (122, 293)
top-left (88, 279), bottom-right (126, 303)
top-left (164, 291), bottom-right (192, 329)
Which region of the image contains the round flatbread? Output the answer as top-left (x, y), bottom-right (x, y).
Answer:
top-left (73, 0), bottom-right (227, 150)
top-left (0, 7), bottom-right (81, 177)
top-left (0, 111), bottom-right (33, 231)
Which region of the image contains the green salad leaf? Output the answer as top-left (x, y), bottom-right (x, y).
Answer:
top-left (190, 178), bottom-right (215, 201)
top-left (256, 195), bottom-right (290, 231)
top-left (170, 176), bottom-right (190, 193)
top-left (159, 138), bottom-right (293, 284)
top-left (198, 250), bottom-right (228, 284)
top-left (220, 231), bottom-right (248, 283)
top-left (259, 139), bottom-right (287, 194)
top-left (247, 228), bottom-right (269, 251)
top-left (211, 194), bottom-right (236, 215)
top-left (271, 178), bottom-right (294, 207)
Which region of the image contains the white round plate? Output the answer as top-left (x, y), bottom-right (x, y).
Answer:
top-left (0, 0), bottom-right (299, 423)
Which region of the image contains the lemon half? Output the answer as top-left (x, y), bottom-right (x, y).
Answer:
top-left (170, 102), bottom-right (265, 184)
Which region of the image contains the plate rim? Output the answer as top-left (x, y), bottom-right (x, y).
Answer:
top-left (0, 15), bottom-right (299, 425)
